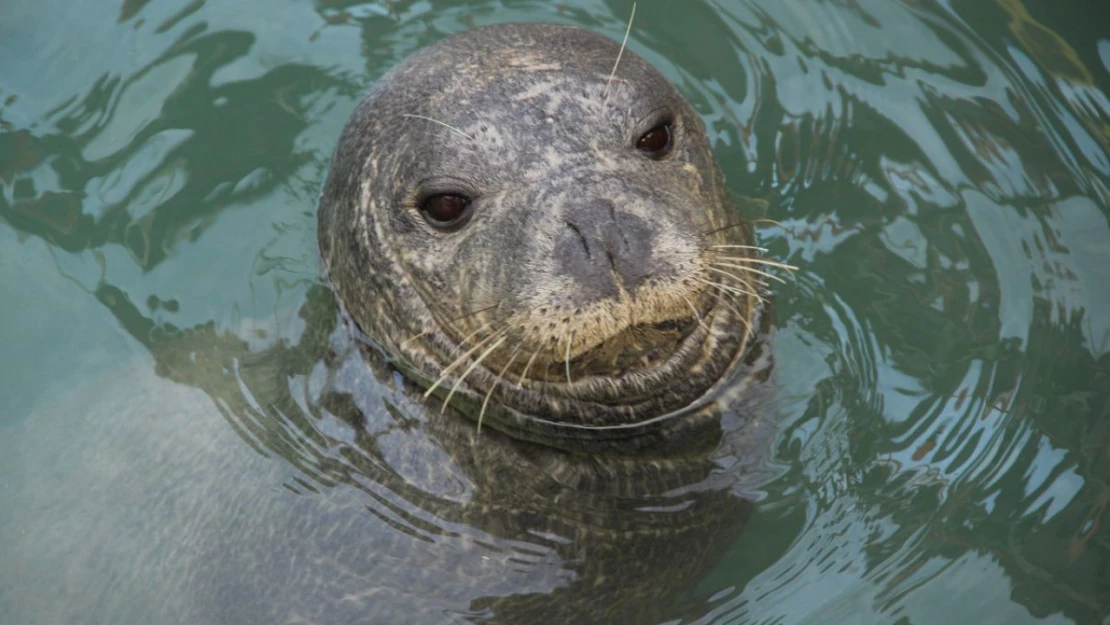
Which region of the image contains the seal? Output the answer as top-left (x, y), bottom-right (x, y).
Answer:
top-left (319, 22), bottom-right (775, 451)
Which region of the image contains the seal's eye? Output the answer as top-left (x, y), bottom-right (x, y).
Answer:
top-left (420, 193), bottom-right (472, 229)
top-left (636, 121), bottom-right (673, 158)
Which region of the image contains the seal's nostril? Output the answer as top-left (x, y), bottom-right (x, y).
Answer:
top-left (599, 210), bottom-right (657, 291)
top-left (565, 220), bottom-right (590, 258)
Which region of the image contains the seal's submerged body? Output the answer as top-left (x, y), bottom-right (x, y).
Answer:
top-left (319, 23), bottom-right (772, 450)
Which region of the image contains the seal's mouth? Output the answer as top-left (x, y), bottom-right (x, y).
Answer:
top-left (486, 278), bottom-right (720, 384)
top-left (465, 285), bottom-right (760, 448)
top-left (405, 271), bottom-right (762, 449)
top-left (524, 314), bottom-right (701, 381)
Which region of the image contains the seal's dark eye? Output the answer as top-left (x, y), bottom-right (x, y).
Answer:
top-left (420, 193), bottom-right (472, 229)
top-left (636, 122), bottom-right (673, 157)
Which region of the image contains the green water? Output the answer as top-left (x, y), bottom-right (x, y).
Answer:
top-left (2, 0), bottom-right (1108, 623)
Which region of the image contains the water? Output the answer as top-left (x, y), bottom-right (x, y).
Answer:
top-left (1, 0), bottom-right (1108, 623)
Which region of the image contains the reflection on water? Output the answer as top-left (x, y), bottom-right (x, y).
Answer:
top-left (1, 0), bottom-right (1108, 624)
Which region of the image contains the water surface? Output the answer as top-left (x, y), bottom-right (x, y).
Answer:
top-left (1, 0), bottom-right (1108, 623)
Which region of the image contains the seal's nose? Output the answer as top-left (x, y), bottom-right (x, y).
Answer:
top-left (555, 199), bottom-right (658, 300)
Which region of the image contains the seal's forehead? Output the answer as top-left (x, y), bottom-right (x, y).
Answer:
top-left (363, 23), bottom-right (693, 180)
top-left (393, 23), bottom-right (675, 96)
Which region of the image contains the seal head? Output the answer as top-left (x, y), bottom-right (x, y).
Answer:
top-left (319, 23), bottom-right (765, 450)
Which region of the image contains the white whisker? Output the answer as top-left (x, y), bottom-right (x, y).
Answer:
top-left (604, 2), bottom-right (637, 100)
top-left (401, 114), bottom-right (475, 140)
top-left (423, 325), bottom-right (501, 399)
top-left (711, 286), bottom-right (756, 338)
top-left (518, 348), bottom-right (542, 387)
top-left (680, 294), bottom-right (708, 332)
top-left (478, 346), bottom-right (521, 434)
top-left (699, 270), bottom-right (761, 298)
top-left (707, 244), bottom-right (769, 253)
top-left (565, 330), bottom-right (575, 384)
top-left (711, 261), bottom-right (788, 284)
top-left (441, 336), bottom-right (507, 414)
top-left (708, 253), bottom-right (798, 272)
top-left (401, 304), bottom-right (500, 347)
top-left (705, 265), bottom-right (771, 303)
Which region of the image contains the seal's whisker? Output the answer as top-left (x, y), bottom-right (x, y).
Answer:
top-left (705, 262), bottom-right (763, 288)
top-left (680, 294), bottom-right (709, 332)
top-left (701, 281), bottom-right (756, 337)
top-left (604, 2), bottom-right (637, 101)
top-left (707, 253), bottom-right (798, 272)
top-left (439, 320), bottom-right (494, 358)
top-left (564, 330), bottom-right (575, 384)
top-left (405, 322), bottom-right (469, 350)
top-left (752, 217), bottom-right (785, 229)
top-left (700, 221), bottom-right (751, 237)
top-left (441, 335), bottom-right (508, 414)
top-left (401, 114), bottom-right (475, 140)
top-left (478, 346), bottom-right (522, 434)
top-left (402, 304), bottom-right (498, 347)
top-left (697, 271), bottom-right (761, 299)
top-left (697, 278), bottom-right (765, 316)
top-left (715, 289), bottom-right (756, 338)
top-left (701, 277), bottom-right (763, 310)
top-left (693, 274), bottom-right (747, 297)
top-left (401, 330), bottom-right (432, 349)
top-left (710, 261), bottom-right (788, 285)
top-left (707, 244), bottom-right (770, 253)
top-left (446, 303), bottom-right (501, 326)
top-left (423, 325), bottom-right (505, 399)
top-left (705, 264), bottom-right (771, 298)
top-left (517, 348), bottom-right (542, 387)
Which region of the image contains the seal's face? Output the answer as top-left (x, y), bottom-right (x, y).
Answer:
top-left (320, 24), bottom-right (769, 449)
